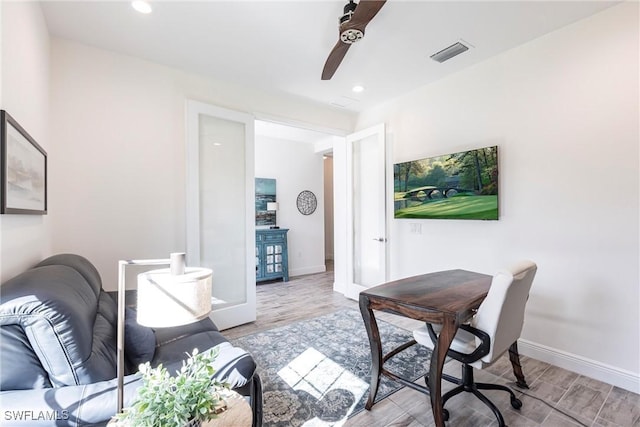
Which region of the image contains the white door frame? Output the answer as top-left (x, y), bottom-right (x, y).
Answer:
top-left (185, 99), bottom-right (256, 330)
top-left (344, 123), bottom-right (388, 300)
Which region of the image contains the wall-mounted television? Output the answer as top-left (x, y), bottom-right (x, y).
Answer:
top-left (394, 146), bottom-right (498, 220)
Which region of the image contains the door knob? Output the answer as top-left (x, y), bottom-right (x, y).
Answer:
top-left (372, 237), bottom-right (386, 242)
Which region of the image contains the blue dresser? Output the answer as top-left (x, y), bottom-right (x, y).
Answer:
top-left (256, 228), bottom-right (289, 282)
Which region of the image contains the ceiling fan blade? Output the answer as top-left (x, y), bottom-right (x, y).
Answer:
top-left (346, 0), bottom-right (386, 30)
top-left (322, 40), bottom-right (351, 80)
top-left (321, 0), bottom-right (386, 80)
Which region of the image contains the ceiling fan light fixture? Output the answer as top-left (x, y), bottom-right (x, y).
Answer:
top-left (430, 41), bottom-right (470, 63)
top-left (341, 29), bottom-right (364, 44)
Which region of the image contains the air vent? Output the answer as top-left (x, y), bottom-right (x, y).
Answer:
top-left (330, 96), bottom-right (359, 108)
top-left (430, 41), bottom-right (470, 63)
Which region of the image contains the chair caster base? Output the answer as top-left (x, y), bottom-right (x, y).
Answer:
top-left (510, 397), bottom-right (522, 410)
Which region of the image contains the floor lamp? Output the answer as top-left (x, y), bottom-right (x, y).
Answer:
top-left (116, 252), bottom-right (212, 413)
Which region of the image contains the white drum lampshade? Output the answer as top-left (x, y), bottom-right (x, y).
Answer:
top-left (116, 252), bottom-right (213, 412)
top-left (137, 267), bottom-right (212, 327)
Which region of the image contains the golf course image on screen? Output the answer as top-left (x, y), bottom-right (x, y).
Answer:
top-left (394, 146), bottom-right (498, 220)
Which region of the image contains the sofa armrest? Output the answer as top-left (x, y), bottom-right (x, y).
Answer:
top-left (106, 291), bottom-right (220, 346)
top-left (0, 375), bottom-right (142, 426)
top-left (154, 318), bottom-right (219, 347)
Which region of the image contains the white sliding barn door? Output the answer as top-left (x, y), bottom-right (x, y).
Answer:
top-left (186, 100), bottom-right (256, 330)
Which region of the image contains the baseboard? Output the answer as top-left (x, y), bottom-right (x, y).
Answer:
top-left (346, 284), bottom-right (367, 301)
top-left (289, 265), bottom-right (326, 277)
top-left (518, 339), bottom-right (640, 394)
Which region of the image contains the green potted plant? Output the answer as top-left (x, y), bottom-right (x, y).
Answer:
top-left (114, 348), bottom-right (230, 427)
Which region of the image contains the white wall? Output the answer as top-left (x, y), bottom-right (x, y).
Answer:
top-left (255, 135), bottom-right (325, 276)
top-left (0, 2), bottom-right (51, 283)
top-left (49, 39), bottom-right (354, 289)
top-left (355, 3), bottom-right (639, 390)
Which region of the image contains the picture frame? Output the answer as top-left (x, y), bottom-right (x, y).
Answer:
top-left (1, 110), bottom-right (47, 214)
top-left (255, 177), bottom-right (276, 226)
top-left (394, 145), bottom-right (498, 220)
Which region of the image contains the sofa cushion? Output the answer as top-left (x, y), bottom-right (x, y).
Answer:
top-left (125, 307), bottom-right (156, 368)
top-left (0, 264), bottom-right (118, 387)
top-left (153, 317), bottom-right (219, 346)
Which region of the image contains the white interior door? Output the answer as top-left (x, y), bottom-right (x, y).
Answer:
top-left (186, 100), bottom-right (256, 330)
top-left (345, 124), bottom-right (387, 299)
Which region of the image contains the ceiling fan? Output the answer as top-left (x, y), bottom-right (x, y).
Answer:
top-left (321, 0), bottom-right (387, 80)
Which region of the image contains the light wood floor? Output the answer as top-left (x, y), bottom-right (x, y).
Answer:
top-left (224, 265), bottom-right (640, 427)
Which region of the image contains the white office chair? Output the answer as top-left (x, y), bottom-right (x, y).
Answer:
top-left (413, 260), bottom-right (537, 426)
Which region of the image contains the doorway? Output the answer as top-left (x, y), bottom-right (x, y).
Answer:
top-left (254, 120), bottom-right (337, 279)
top-left (253, 120), bottom-right (388, 300)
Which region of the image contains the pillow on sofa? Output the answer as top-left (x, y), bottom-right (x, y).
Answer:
top-left (125, 307), bottom-right (156, 367)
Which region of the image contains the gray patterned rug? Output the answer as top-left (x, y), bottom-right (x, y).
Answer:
top-left (231, 309), bottom-right (431, 427)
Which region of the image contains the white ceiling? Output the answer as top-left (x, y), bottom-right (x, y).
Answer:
top-left (40, 1), bottom-right (617, 113)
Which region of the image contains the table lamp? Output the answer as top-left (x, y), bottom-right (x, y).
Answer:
top-left (116, 252), bottom-right (212, 413)
top-left (267, 202), bottom-right (279, 229)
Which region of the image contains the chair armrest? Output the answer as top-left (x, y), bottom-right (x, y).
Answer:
top-left (426, 323), bottom-right (491, 364)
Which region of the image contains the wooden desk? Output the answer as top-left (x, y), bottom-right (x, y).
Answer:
top-left (359, 269), bottom-right (528, 427)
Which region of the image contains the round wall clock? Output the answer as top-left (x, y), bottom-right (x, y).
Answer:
top-left (296, 190), bottom-right (317, 215)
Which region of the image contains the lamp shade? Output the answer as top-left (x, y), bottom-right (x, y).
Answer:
top-left (266, 202), bottom-right (279, 211)
top-left (136, 267), bottom-right (212, 327)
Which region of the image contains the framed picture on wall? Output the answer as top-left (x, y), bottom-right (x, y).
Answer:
top-left (1, 110), bottom-right (47, 214)
top-left (394, 145), bottom-right (498, 220)
top-left (255, 177), bottom-right (276, 226)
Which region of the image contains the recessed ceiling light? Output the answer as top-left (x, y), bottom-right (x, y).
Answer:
top-left (132, 1), bottom-right (152, 14)
top-left (352, 85), bottom-right (365, 93)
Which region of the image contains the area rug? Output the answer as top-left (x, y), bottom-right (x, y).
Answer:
top-left (231, 309), bottom-right (431, 427)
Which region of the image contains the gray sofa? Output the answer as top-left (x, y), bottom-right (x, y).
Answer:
top-left (0, 254), bottom-right (262, 426)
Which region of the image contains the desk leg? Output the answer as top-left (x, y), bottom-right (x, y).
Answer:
top-left (508, 341), bottom-right (529, 389)
top-left (429, 317), bottom-right (457, 427)
top-left (359, 295), bottom-right (382, 410)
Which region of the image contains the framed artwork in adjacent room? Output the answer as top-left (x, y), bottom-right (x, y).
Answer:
top-left (1, 110), bottom-right (47, 214)
top-left (296, 190), bottom-right (317, 215)
top-left (255, 177), bottom-right (276, 226)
